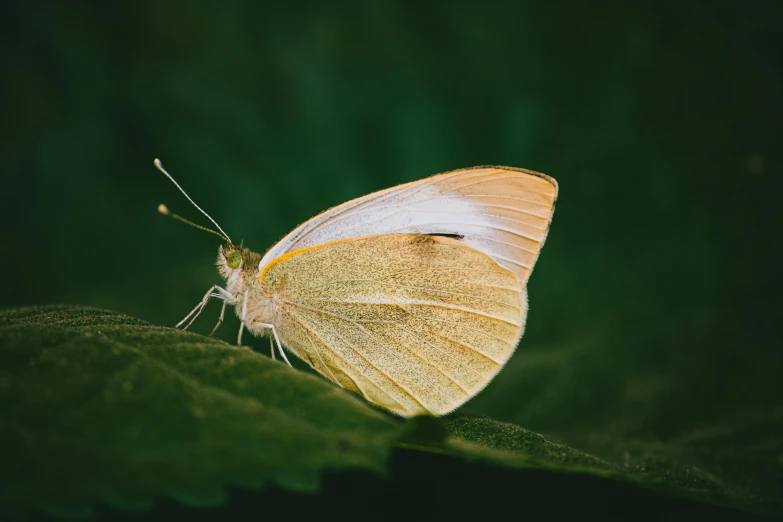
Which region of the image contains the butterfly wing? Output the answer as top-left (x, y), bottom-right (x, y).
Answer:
top-left (260, 234), bottom-right (525, 416)
top-left (259, 166), bottom-right (558, 285)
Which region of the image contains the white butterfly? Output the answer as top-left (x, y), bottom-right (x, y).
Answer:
top-left (156, 160), bottom-right (558, 417)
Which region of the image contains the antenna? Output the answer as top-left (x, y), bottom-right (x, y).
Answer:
top-left (153, 158), bottom-right (233, 243)
top-left (157, 204), bottom-right (231, 243)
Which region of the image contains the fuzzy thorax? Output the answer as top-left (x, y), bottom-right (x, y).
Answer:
top-left (216, 245), bottom-right (277, 328)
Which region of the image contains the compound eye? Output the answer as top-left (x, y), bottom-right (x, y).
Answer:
top-left (226, 251), bottom-right (241, 269)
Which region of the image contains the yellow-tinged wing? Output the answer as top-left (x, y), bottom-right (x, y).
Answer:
top-left (258, 166), bottom-right (558, 285)
top-left (260, 234), bottom-right (525, 417)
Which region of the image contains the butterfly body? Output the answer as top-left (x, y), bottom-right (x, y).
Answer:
top-left (163, 164), bottom-right (558, 417)
top-left (217, 245), bottom-right (275, 326)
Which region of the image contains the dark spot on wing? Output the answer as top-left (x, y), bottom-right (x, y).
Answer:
top-left (426, 233), bottom-right (464, 240)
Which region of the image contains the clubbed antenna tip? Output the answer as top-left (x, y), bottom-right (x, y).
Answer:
top-left (153, 157), bottom-right (233, 243)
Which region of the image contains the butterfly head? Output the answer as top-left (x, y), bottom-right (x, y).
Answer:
top-left (217, 244), bottom-right (262, 293)
top-left (217, 244), bottom-right (242, 277)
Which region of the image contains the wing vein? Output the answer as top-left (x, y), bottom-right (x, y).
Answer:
top-left (438, 191), bottom-right (552, 209)
top-left (348, 319), bottom-right (463, 400)
top-left (299, 282), bottom-right (522, 312)
top-left (397, 207), bottom-right (547, 231)
top-left (459, 233), bottom-right (538, 255)
top-left (393, 322), bottom-right (486, 386)
top-left (282, 266), bottom-right (520, 295)
top-left (421, 328), bottom-right (504, 364)
top-left (404, 302), bottom-right (519, 326)
top-left (432, 196), bottom-right (551, 217)
top-left (301, 327), bottom-right (343, 387)
top-left (443, 173), bottom-right (554, 196)
top-left (384, 282), bottom-right (522, 311)
top-left (320, 319), bottom-right (430, 412)
top-left (282, 300), bottom-right (407, 324)
top-left (486, 253), bottom-right (530, 269)
top-left (411, 314), bottom-right (513, 345)
top-left (280, 306), bottom-right (407, 412)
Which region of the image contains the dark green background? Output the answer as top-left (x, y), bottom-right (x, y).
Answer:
top-left (2, 0), bottom-right (781, 487)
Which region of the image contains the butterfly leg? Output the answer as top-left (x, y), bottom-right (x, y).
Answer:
top-left (177, 286), bottom-right (215, 328)
top-left (272, 326), bottom-right (291, 366)
top-left (237, 290), bottom-right (248, 346)
top-left (255, 322), bottom-right (292, 367)
top-left (184, 287), bottom-right (234, 330)
top-left (178, 285), bottom-right (236, 330)
top-left (209, 299), bottom-right (228, 338)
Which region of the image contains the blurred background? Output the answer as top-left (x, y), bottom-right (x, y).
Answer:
top-left (1, 0), bottom-right (781, 464)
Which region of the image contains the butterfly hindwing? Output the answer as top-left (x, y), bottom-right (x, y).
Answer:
top-left (259, 234), bottom-right (525, 416)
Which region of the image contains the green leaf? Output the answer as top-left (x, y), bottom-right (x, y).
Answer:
top-left (435, 414), bottom-right (782, 517)
top-left (0, 306), bottom-right (405, 519)
top-left (1, 306), bottom-right (779, 520)
top-left (441, 414), bottom-right (618, 472)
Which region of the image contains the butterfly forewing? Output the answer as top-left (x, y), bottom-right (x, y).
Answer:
top-left (260, 234), bottom-right (525, 416)
top-left (258, 166), bottom-right (558, 284)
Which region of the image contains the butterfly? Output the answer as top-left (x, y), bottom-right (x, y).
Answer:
top-left (155, 160), bottom-right (558, 417)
